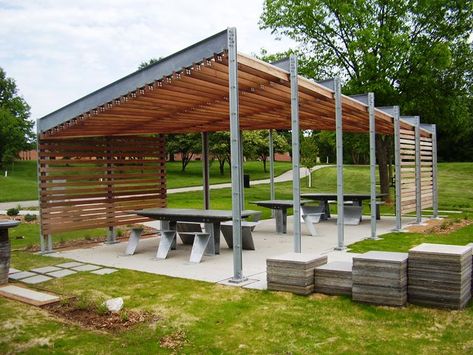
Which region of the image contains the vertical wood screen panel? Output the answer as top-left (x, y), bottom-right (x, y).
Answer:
top-left (400, 128), bottom-right (417, 214)
top-left (420, 136), bottom-right (433, 209)
top-left (38, 135), bottom-right (166, 234)
top-left (400, 129), bottom-right (433, 214)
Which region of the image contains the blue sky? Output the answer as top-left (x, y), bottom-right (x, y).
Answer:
top-left (0, 0), bottom-right (295, 121)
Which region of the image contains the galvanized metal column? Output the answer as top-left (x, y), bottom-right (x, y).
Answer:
top-left (37, 133), bottom-right (53, 254)
top-left (368, 93), bottom-right (377, 239)
top-left (269, 129), bottom-right (275, 201)
top-left (334, 77), bottom-right (345, 250)
top-left (290, 55), bottom-right (301, 253)
top-left (227, 27), bottom-right (245, 282)
top-left (202, 132), bottom-right (210, 209)
top-left (431, 124), bottom-right (439, 218)
top-left (414, 117), bottom-right (422, 223)
top-left (393, 107), bottom-right (402, 231)
top-left (239, 130), bottom-right (245, 211)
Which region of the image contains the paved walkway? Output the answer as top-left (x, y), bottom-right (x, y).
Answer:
top-left (0, 165), bottom-right (332, 210)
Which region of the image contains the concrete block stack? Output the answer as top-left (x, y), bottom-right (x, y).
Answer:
top-left (408, 243), bottom-right (472, 309)
top-left (267, 253), bottom-right (327, 295)
top-left (352, 251), bottom-right (408, 306)
top-left (314, 261), bottom-right (352, 296)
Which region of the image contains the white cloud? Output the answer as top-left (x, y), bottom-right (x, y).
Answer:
top-left (0, 0), bottom-right (295, 121)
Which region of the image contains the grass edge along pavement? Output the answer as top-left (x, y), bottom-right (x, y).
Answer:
top-left (3, 222), bottom-right (473, 354)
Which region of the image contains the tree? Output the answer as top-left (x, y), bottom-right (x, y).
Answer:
top-left (166, 133), bottom-right (201, 172)
top-left (138, 58), bottom-right (161, 70)
top-left (209, 131), bottom-right (231, 175)
top-left (0, 68), bottom-right (35, 169)
top-left (300, 132), bottom-right (318, 187)
top-left (243, 130), bottom-right (289, 172)
top-left (260, 0), bottom-right (473, 200)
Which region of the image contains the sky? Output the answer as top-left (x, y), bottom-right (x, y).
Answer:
top-left (0, 0), bottom-right (295, 121)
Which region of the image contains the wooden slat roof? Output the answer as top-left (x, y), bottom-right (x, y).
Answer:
top-left (38, 29), bottom-right (430, 139)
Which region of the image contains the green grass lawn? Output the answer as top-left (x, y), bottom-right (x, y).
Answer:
top-left (3, 222), bottom-right (473, 353)
top-left (0, 160), bottom-right (291, 202)
top-left (2, 162), bottom-right (473, 353)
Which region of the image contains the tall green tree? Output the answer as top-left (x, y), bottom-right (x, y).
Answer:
top-left (166, 133), bottom-right (201, 172)
top-left (261, 0), bottom-right (473, 198)
top-left (0, 68), bottom-right (35, 168)
top-left (244, 130), bottom-right (289, 172)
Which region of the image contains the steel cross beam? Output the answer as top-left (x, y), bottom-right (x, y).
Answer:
top-left (227, 27), bottom-right (245, 283)
top-left (290, 55), bottom-right (302, 253)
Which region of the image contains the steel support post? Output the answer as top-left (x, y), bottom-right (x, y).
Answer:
top-left (227, 27), bottom-right (245, 283)
top-left (202, 132), bottom-right (210, 209)
top-left (37, 133), bottom-right (53, 254)
top-left (393, 107), bottom-right (402, 231)
top-left (334, 77), bottom-right (345, 250)
top-left (414, 117), bottom-right (422, 224)
top-left (431, 124), bottom-right (439, 218)
top-left (269, 129), bottom-right (275, 201)
top-left (290, 55), bottom-right (301, 253)
top-left (368, 93), bottom-right (377, 239)
top-left (239, 130), bottom-right (245, 211)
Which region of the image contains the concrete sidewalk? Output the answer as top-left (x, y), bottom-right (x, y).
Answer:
top-left (0, 165), bottom-right (331, 210)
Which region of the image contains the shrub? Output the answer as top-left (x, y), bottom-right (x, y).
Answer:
top-left (6, 208), bottom-right (19, 216)
top-left (24, 213), bottom-right (37, 222)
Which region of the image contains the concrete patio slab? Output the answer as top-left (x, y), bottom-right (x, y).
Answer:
top-left (71, 264), bottom-right (101, 272)
top-left (31, 266), bottom-right (62, 274)
top-left (55, 262), bottom-right (84, 268)
top-left (9, 271), bottom-right (37, 280)
top-left (0, 285), bottom-right (59, 306)
top-left (9, 268), bottom-right (22, 274)
top-left (46, 215), bottom-right (415, 287)
top-left (47, 269), bottom-right (77, 278)
top-left (21, 275), bottom-right (53, 284)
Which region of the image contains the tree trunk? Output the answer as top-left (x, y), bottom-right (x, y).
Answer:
top-left (263, 158), bottom-right (267, 173)
top-left (169, 153), bottom-right (175, 162)
top-left (219, 159), bottom-right (225, 175)
top-left (376, 135), bottom-right (391, 202)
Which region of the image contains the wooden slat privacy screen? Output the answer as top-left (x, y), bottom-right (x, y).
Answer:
top-left (399, 129), bottom-right (433, 214)
top-left (420, 135), bottom-right (434, 209)
top-left (38, 135), bottom-right (166, 234)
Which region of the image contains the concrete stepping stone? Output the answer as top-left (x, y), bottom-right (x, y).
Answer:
top-left (47, 269), bottom-right (77, 278)
top-left (9, 271), bottom-right (37, 280)
top-left (9, 268), bottom-right (22, 275)
top-left (21, 275), bottom-right (53, 284)
top-left (267, 253), bottom-right (327, 295)
top-left (91, 268), bottom-right (118, 275)
top-left (55, 262), bottom-right (84, 268)
top-left (71, 264), bottom-right (101, 272)
top-left (31, 266), bottom-right (62, 274)
top-left (0, 285), bottom-right (59, 306)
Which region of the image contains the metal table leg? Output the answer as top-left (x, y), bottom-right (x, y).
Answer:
top-left (125, 227), bottom-right (143, 255)
top-left (204, 222), bottom-right (221, 255)
top-left (275, 208), bottom-right (287, 234)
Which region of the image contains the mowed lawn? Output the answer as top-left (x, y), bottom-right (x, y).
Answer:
top-left (0, 160), bottom-right (291, 202)
top-left (3, 223), bottom-right (473, 354)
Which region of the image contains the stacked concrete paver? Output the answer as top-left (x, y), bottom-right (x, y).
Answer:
top-left (408, 243), bottom-right (472, 309)
top-left (352, 251), bottom-right (408, 306)
top-left (314, 261), bottom-right (352, 296)
top-left (267, 253), bottom-right (327, 295)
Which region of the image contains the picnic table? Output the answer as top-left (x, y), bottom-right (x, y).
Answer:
top-left (300, 193), bottom-right (387, 222)
top-left (250, 200), bottom-right (310, 234)
top-left (132, 208), bottom-right (259, 261)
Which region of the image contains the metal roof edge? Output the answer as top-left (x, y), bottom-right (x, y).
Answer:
top-left (38, 28), bottom-right (229, 133)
